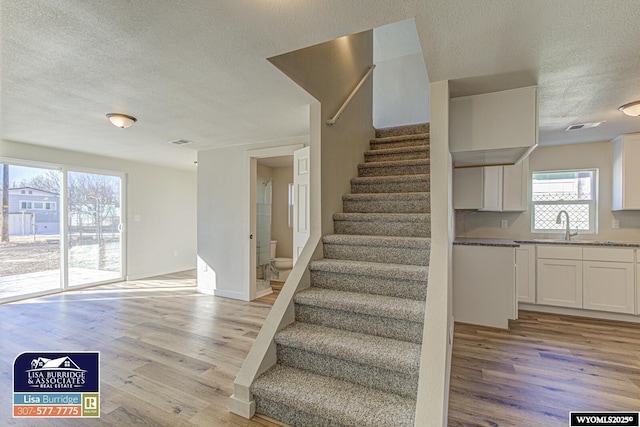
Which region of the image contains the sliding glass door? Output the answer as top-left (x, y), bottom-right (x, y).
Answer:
top-left (0, 162), bottom-right (125, 302)
top-left (0, 164), bottom-right (62, 300)
top-left (67, 170), bottom-right (123, 287)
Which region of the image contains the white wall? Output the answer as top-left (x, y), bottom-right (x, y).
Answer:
top-left (373, 18), bottom-right (430, 129)
top-left (196, 137), bottom-right (308, 300)
top-left (455, 140), bottom-right (640, 241)
top-left (0, 139), bottom-right (197, 279)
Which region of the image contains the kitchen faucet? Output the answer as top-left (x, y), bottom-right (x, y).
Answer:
top-left (556, 210), bottom-right (577, 241)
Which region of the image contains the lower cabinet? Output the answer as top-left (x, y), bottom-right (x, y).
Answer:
top-left (583, 261), bottom-right (635, 314)
top-left (536, 258), bottom-right (583, 308)
top-left (516, 245), bottom-right (536, 303)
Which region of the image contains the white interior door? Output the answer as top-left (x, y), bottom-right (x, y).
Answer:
top-left (293, 146), bottom-right (310, 264)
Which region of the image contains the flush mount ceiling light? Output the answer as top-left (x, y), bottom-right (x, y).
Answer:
top-left (618, 101), bottom-right (640, 117)
top-left (106, 113), bottom-right (137, 128)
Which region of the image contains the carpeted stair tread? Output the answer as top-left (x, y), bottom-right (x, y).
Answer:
top-left (322, 234), bottom-right (430, 265)
top-left (365, 144), bottom-right (429, 157)
top-left (342, 192), bottom-right (429, 202)
top-left (375, 123), bottom-right (429, 138)
top-left (333, 212), bottom-right (428, 222)
top-left (275, 323), bottom-right (421, 374)
top-left (358, 158), bottom-right (429, 169)
top-left (357, 158), bottom-right (430, 178)
top-left (342, 192), bottom-right (430, 214)
top-left (370, 133), bottom-right (430, 145)
top-left (309, 259), bottom-right (428, 281)
top-left (322, 234), bottom-right (430, 249)
top-left (364, 145), bottom-right (429, 163)
top-left (252, 365), bottom-right (416, 426)
top-left (294, 288), bottom-right (425, 323)
top-left (350, 174), bottom-right (430, 194)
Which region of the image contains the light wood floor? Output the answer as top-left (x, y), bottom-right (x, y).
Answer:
top-left (1, 270), bottom-right (280, 426)
top-left (448, 310), bottom-right (640, 426)
top-left (5, 274), bottom-right (639, 427)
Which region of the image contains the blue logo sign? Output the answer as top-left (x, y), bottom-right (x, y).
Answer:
top-left (14, 352), bottom-right (99, 392)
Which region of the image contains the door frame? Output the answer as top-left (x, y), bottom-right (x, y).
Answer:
top-left (245, 144), bottom-right (304, 301)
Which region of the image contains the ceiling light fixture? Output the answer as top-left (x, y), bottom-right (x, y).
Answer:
top-left (106, 113), bottom-right (137, 128)
top-left (618, 101), bottom-right (640, 117)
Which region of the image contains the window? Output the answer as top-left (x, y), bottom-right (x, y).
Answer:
top-left (532, 169), bottom-right (597, 234)
top-left (33, 202), bottom-right (43, 209)
top-left (45, 202), bottom-right (56, 210)
top-left (20, 201), bottom-right (32, 209)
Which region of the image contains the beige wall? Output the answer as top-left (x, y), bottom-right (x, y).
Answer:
top-left (269, 30), bottom-right (375, 235)
top-left (271, 166), bottom-right (293, 258)
top-left (455, 140), bottom-right (640, 241)
top-left (0, 139), bottom-right (197, 279)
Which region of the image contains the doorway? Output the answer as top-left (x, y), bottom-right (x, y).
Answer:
top-left (247, 144), bottom-right (307, 300)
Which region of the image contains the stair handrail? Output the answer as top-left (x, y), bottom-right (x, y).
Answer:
top-left (326, 64), bottom-right (375, 127)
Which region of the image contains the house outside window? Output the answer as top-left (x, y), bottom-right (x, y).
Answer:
top-left (531, 169), bottom-right (598, 234)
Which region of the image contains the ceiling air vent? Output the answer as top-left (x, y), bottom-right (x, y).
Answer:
top-left (169, 139), bottom-right (193, 146)
top-left (565, 121), bottom-right (604, 131)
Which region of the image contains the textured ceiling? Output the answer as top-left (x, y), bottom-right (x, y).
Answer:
top-left (2, 1), bottom-right (640, 170)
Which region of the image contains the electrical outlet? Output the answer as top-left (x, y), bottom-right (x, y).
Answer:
top-left (133, 214), bottom-right (141, 222)
top-left (501, 219), bottom-right (508, 228)
top-left (612, 219), bottom-right (620, 229)
top-left (173, 250), bottom-right (178, 257)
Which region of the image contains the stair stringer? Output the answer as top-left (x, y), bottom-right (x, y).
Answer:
top-left (230, 234), bottom-right (323, 419)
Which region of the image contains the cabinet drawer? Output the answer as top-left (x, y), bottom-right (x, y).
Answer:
top-left (583, 247), bottom-right (634, 263)
top-left (537, 245), bottom-right (582, 260)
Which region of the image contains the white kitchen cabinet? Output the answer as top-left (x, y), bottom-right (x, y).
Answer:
top-left (450, 86), bottom-right (538, 167)
top-left (453, 157), bottom-right (529, 211)
top-left (612, 133), bottom-right (640, 210)
top-left (537, 258), bottom-right (583, 308)
top-left (452, 167), bottom-right (483, 209)
top-left (453, 245), bottom-right (516, 329)
top-left (516, 244), bottom-right (536, 303)
top-left (583, 261), bottom-right (635, 314)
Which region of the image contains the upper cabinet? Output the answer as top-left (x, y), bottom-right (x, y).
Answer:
top-left (612, 133), bottom-right (640, 210)
top-left (453, 157), bottom-right (529, 211)
top-left (450, 86), bottom-right (538, 167)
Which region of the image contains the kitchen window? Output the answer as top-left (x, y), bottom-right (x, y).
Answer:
top-left (531, 169), bottom-right (598, 234)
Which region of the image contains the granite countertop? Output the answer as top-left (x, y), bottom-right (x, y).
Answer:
top-left (454, 238), bottom-right (640, 248)
top-left (453, 238), bottom-right (520, 247)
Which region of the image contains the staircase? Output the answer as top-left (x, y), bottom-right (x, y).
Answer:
top-left (251, 123), bottom-right (431, 426)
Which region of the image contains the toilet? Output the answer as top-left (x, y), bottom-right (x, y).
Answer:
top-left (270, 240), bottom-right (293, 282)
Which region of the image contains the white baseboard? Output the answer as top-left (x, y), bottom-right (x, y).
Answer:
top-left (519, 303), bottom-right (640, 324)
top-left (210, 288), bottom-right (248, 301)
top-left (255, 288), bottom-right (273, 298)
top-left (126, 265), bottom-right (195, 281)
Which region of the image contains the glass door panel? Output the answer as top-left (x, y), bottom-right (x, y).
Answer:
top-left (0, 164), bottom-right (62, 300)
top-left (67, 171), bottom-right (122, 287)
